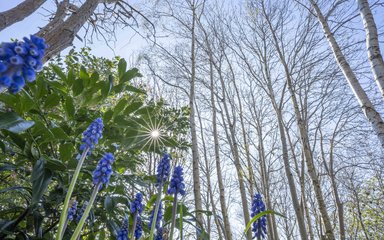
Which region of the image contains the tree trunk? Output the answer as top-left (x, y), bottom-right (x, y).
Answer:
top-left (215, 73), bottom-right (252, 240)
top-left (37, 0), bottom-right (100, 60)
top-left (309, 0), bottom-right (384, 148)
top-left (358, 0), bottom-right (384, 98)
top-left (208, 56), bottom-right (233, 240)
top-left (0, 0), bottom-right (46, 31)
top-left (197, 106), bottom-right (224, 240)
top-left (189, 1), bottom-right (204, 231)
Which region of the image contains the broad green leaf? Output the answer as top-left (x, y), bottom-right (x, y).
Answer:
top-left (80, 66), bottom-right (90, 86)
top-left (118, 59), bottom-right (127, 79)
top-left (120, 68), bottom-right (141, 83)
top-left (125, 85), bottom-right (146, 95)
top-left (51, 65), bottom-right (67, 81)
top-left (44, 94), bottom-right (61, 109)
top-left (31, 159), bottom-right (52, 206)
top-left (101, 75), bottom-right (113, 97)
top-left (104, 196), bottom-right (114, 213)
top-left (72, 78), bottom-right (84, 96)
top-left (0, 112), bottom-right (35, 133)
top-left (59, 143), bottom-right (74, 162)
top-left (112, 98), bottom-right (128, 119)
top-left (64, 96), bottom-right (75, 119)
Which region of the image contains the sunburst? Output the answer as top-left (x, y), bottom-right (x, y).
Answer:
top-left (127, 107), bottom-right (169, 152)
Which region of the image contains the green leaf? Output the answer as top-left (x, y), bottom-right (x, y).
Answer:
top-left (72, 78), bottom-right (84, 96)
top-left (59, 143), bottom-right (74, 162)
top-left (50, 127), bottom-right (69, 140)
top-left (113, 98), bottom-right (128, 119)
top-left (104, 196), bottom-right (114, 213)
top-left (52, 65), bottom-right (67, 81)
top-left (125, 85), bottom-right (146, 95)
top-left (124, 101), bottom-right (143, 115)
top-left (79, 66), bottom-right (90, 85)
top-left (64, 96), bottom-right (75, 119)
top-left (44, 94), bottom-right (61, 109)
top-left (120, 68), bottom-right (140, 83)
top-left (243, 210), bottom-right (285, 237)
top-left (103, 109), bottom-right (114, 123)
top-left (101, 75), bottom-right (113, 97)
top-left (89, 71), bottom-right (99, 87)
top-left (44, 156), bottom-right (66, 171)
top-left (31, 159), bottom-right (52, 206)
top-left (0, 112), bottom-right (35, 133)
top-left (118, 59), bottom-right (127, 79)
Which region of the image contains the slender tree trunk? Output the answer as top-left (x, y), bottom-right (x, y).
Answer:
top-left (320, 134), bottom-right (345, 240)
top-left (197, 107), bottom-right (224, 240)
top-left (262, 2), bottom-right (336, 237)
top-left (208, 57), bottom-right (233, 240)
top-left (189, 1), bottom-right (204, 231)
top-left (217, 84), bottom-right (252, 240)
top-left (358, 0), bottom-right (384, 97)
top-left (309, 0), bottom-right (384, 148)
top-left (255, 122), bottom-right (279, 240)
top-left (0, 0), bottom-right (46, 31)
top-left (285, 127), bottom-right (315, 240)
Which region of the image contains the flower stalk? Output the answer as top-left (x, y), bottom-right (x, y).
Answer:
top-left (56, 148), bottom-right (89, 240)
top-left (70, 182), bottom-right (102, 240)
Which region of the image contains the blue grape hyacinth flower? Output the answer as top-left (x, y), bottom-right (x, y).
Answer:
top-left (67, 200), bottom-right (78, 221)
top-left (92, 153), bottom-right (115, 189)
top-left (148, 202), bottom-right (163, 229)
top-left (155, 227), bottom-right (163, 240)
top-left (134, 216), bottom-right (143, 239)
top-left (130, 192), bottom-right (143, 214)
top-left (156, 153), bottom-right (171, 186)
top-left (251, 193), bottom-right (267, 239)
top-left (80, 118), bottom-right (104, 155)
top-left (117, 217), bottom-right (129, 240)
top-left (167, 166), bottom-right (186, 196)
top-left (0, 35), bottom-right (47, 93)
top-left (76, 201), bottom-right (88, 223)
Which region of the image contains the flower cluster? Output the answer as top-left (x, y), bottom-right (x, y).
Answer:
top-left (67, 200), bottom-right (78, 221)
top-left (148, 202), bottom-right (163, 229)
top-left (135, 216), bottom-right (143, 239)
top-left (167, 166), bottom-right (186, 196)
top-left (0, 35), bottom-right (47, 93)
top-left (251, 193), bottom-right (267, 239)
top-left (117, 217), bottom-right (129, 240)
top-left (92, 153), bottom-right (115, 188)
top-left (155, 227), bottom-right (163, 240)
top-left (80, 118), bottom-right (104, 155)
top-left (76, 202), bottom-right (88, 223)
top-left (130, 192), bottom-right (143, 214)
top-left (156, 153), bottom-right (171, 185)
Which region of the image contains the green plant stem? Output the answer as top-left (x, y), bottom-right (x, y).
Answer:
top-left (149, 186), bottom-right (162, 240)
top-left (169, 194), bottom-right (178, 240)
top-left (179, 200), bottom-right (183, 240)
top-left (56, 148), bottom-right (89, 240)
top-left (60, 220), bottom-right (69, 239)
top-left (70, 182), bottom-right (101, 240)
top-left (131, 213), bottom-right (138, 240)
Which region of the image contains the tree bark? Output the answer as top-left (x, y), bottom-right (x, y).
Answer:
top-left (37, 0), bottom-right (101, 60)
top-left (189, 1), bottom-right (204, 231)
top-left (0, 0), bottom-right (46, 31)
top-left (208, 55), bottom-right (233, 240)
top-left (197, 106), bottom-right (224, 240)
top-left (215, 68), bottom-right (252, 240)
top-left (358, 0), bottom-right (384, 98)
top-left (309, 0), bottom-right (384, 148)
